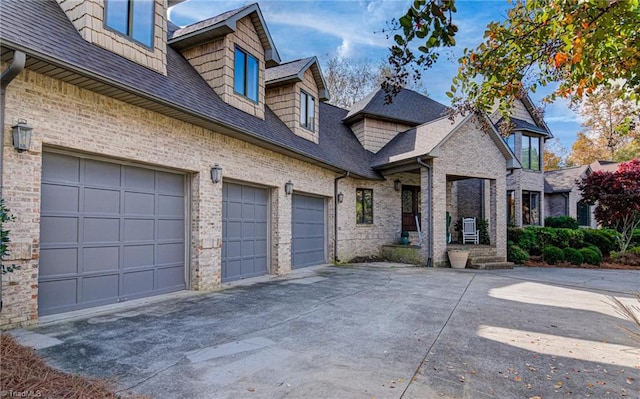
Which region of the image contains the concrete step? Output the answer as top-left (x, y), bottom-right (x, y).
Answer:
top-left (467, 261), bottom-right (514, 270)
top-left (469, 256), bottom-right (505, 264)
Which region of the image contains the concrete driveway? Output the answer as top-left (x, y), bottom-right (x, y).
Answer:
top-left (12, 265), bottom-right (640, 398)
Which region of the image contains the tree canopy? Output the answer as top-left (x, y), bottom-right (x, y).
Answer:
top-left (387, 0), bottom-right (640, 119)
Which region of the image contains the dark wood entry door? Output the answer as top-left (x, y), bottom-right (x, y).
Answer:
top-left (402, 185), bottom-right (421, 232)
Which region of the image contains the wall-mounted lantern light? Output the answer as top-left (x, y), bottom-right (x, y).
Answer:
top-left (284, 180), bottom-right (293, 195)
top-left (210, 164), bottom-right (222, 183)
top-left (394, 179), bottom-right (402, 192)
top-left (337, 192), bottom-right (344, 203)
top-left (12, 119), bottom-right (32, 152)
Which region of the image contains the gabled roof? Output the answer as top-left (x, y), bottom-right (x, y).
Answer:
top-left (343, 88), bottom-right (449, 125)
top-left (266, 57), bottom-right (330, 101)
top-left (371, 113), bottom-right (519, 170)
top-left (168, 3), bottom-right (281, 66)
top-left (590, 160), bottom-right (620, 172)
top-left (0, 0), bottom-right (378, 179)
top-left (544, 165), bottom-right (590, 193)
top-left (497, 117), bottom-right (551, 137)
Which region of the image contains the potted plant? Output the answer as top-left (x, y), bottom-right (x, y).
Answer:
top-left (447, 247), bottom-right (470, 269)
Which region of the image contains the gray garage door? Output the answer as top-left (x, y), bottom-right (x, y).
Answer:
top-left (292, 194), bottom-right (326, 269)
top-left (222, 182), bottom-right (269, 282)
top-left (38, 152), bottom-right (186, 316)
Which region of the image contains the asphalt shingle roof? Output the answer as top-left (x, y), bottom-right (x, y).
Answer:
top-left (497, 117), bottom-right (550, 137)
top-left (0, 0), bottom-right (378, 179)
top-left (265, 57), bottom-right (315, 83)
top-left (344, 88), bottom-right (449, 125)
top-left (169, 4), bottom-right (253, 40)
top-left (544, 166), bottom-right (589, 193)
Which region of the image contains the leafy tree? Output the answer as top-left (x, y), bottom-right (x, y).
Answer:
top-left (544, 138), bottom-right (568, 170)
top-left (567, 132), bottom-right (609, 166)
top-left (569, 84), bottom-right (640, 161)
top-left (578, 159), bottom-right (640, 253)
top-left (386, 0), bottom-right (640, 119)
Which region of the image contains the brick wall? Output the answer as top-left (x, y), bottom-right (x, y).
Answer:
top-left (0, 67), bottom-right (338, 329)
top-left (56, 0), bottom-right (168, 75)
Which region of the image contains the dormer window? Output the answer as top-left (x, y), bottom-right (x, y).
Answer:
top-left (234, 47), bottom-right (259, 102)
top-left (105, 0), bottom-right (155, 48)
top-left (300, 90), bottom-right (315, 131)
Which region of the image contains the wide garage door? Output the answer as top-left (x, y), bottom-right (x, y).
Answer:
top-left (39, 152), bottom-right (186, 316)
top-left (222, 182), bottom-right (269, 282)
top-left (292, 194), bottom-right (326, 269)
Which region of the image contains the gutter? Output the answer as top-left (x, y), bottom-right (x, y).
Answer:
top-left (333, 171), bottom-right (349, 262)
top-left (0, 50), bottom-right (26, 312)
top-left (416, 157), bottom-right (433, 267)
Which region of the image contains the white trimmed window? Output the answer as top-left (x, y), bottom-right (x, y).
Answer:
top-left (300, 90), bottom-right (315, 131)
top-left (105, 0), bottom-right (155, 48)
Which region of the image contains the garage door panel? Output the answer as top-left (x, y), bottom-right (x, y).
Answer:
top-left (124, 166), bottom-right (155, 190)
top-left (123, 245), bottom-right (154, 268)
top-left (82, 274), bottom-right (119, 302)
top-left (84, 188), bottom-right (120, 214)
top-left (84, 159), bottom-right (121, 187)
top-left (39, 153), bottom-right (186, 316)
top-left (124, 219), bottom-right (155, 241)
top-left (222, 182), bottom-right (269, 282)
top-left (42, 184), bottom-right (79, 212)
top-left (42, 152), bottom-right (80, 182)
top-left (82, 247), bottom-right (119, 272)
top-left (292, 194), bottom-right (326, 269)
top-left (41, 216), bottom-right (78, 243)
top-left (39, 248), bottom-right (78, 276)
top-left (123, 270), bottom-right (154, 295)
top-left (158, 195), bottom-right (184, 216)
top-left (125, 192), bottom-right (155, 215)
top-left (39, 279), bottom-right (77, 310)
top-left (157, 219), bottom-right (184, 240)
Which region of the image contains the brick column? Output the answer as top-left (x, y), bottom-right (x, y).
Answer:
top-left (271, 187), bottom-right (292, 275)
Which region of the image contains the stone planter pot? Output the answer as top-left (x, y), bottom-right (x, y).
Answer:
top-left (447, 249), bottom-right (469, 269)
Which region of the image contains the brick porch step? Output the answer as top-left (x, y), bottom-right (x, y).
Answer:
top-left (468, 255), bottom-right (505, 264)
top-left (467, 261), bottom-right (514, 270)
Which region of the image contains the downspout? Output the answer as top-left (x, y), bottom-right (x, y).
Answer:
top-left (416, 157), bottom-right (432, 267)
top-left (0, 51), bottom-right (27, 312)
top-left (333, 171), bottom-right (349, 262)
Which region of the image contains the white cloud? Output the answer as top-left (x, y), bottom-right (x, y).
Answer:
top-left (336, 39), bottom-right (354, 58)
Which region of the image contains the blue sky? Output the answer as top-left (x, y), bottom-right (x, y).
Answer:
top-left (169, 0), bottom-right (583, 150)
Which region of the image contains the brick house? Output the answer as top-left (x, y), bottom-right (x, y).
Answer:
top-left (544, 165), bottom-right (596, 228)
top-left (1, 1), bottom-right (550, 329)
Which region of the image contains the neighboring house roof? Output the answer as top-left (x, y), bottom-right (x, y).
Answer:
top-left (590, 160), bottom-right (620, 172)
top-left (0, 0), bottom-right (378, 179)
top-left (496, 117), bottom-right (551, 137)
top-left (266, 57), bottom-right (330, 101)
top-left (343, 88), bottom-right (449, 125)
top-left (371, 114), bottom-right (519, 170)
top-left (168, 3), bottom-right (281, 66)
top-left (544, 166), bottom-right (590, 193)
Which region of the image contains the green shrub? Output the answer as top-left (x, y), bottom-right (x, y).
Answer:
top-left (587, 244), bottom-right (603, 259)
top-left (543, 246), bottom-right (564, 265)
top-left (630, 246), bottom-right (640, 255)
top-left (545, 216), bottom-right (579, 229)
top-left (563, 247), bottom-right (584, 265)
top-left (630, 229), bottom-right (640, 247)
top-left (519, 227), bottom-right (542, 255)
top-left (478, 218), bottom-right (490, 245)
top-left (507, 227), bottom-right (524, 244)
top-left (580, 247), bottom-right (602, 266)
top-left (583, 228), bottom-right (618, 256)
top-left (507, 242), bottom-right (530, 264)
top-left (546, 228), bottom-right (585, 249)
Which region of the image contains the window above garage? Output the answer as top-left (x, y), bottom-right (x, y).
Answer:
top-left (105, 0), bottom-right (155, 48)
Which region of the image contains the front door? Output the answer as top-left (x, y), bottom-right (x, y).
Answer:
top-left (401, 185), bottom-right (421, 232)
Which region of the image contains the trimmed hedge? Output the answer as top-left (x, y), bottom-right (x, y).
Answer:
top-left (583, 228), bottom-right (618, 256)
top-left (543, 246), bottom-right (564, 265)
top-left (579, 247), bottom-right (602, 266)
top-left (507, 242), bottom-right (530, 264)
top-left (545, 216), bottom-right (579, 229)
top-left (563, 247), bottom-right (584, 265)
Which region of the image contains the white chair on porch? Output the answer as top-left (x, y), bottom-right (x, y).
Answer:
top-left (462, 217), bottom-right (479, 244)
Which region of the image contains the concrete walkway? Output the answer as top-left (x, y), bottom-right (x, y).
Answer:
top-left (11, 265), bottom-right (640, 399)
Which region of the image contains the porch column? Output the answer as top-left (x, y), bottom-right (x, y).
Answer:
top-left (271, 186), bottom-right (292, 275)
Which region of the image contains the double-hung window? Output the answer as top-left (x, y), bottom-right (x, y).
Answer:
top-left (234, 47), bottom-right (259, 102)
top-left (105, 0), bottom-right (155, 48)
top-left (356, 188), bottom-right (373, 224)
top-left (300, 90), bottom-right (315, 131)
top-left (521, 135), bottom-right (541, 171)
top-left (522, 191), bottom-right (540, 225)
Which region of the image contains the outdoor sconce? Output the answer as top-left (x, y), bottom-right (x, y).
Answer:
top-left (284, 180), bottom-right (293, 195)
top-left (210, 164), bottom-right (222, 183)
top-left (12, 119), bottom-right (32, 152)
top-left (394, 179), bottom-right (402, 192)
top-left (337, 192), bottom-right (344, 203)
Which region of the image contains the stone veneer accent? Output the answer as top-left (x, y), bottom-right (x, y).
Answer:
top-left (0, 68), bottom-right (335, 329)
top-left (180, 15), bottom-right (265, 119)
top-left (350, 118), bottom-right (413, 153)
top-left (266, 68), bottom-right (319, 143)
top-left (56, 0), bottom-right (168, 75)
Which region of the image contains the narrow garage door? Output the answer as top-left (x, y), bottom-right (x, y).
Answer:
top-left (39, 152), bottom-right (186, 316)
top-left (222, 182), bottom-right (269, 282)
top-left (292, 194), bottom-right (326, 269)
